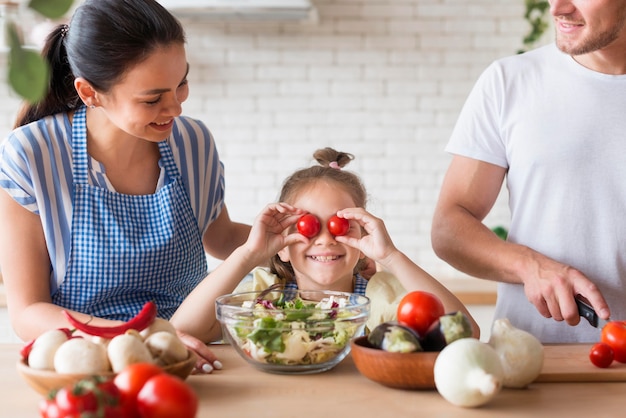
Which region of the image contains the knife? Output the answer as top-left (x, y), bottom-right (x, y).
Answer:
top-left (576, 294), bottom-right (610, 328)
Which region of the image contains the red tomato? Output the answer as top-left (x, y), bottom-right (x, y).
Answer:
top-left (97, 379), bottom-right (122, 399)
top-left (39, 397), bottom-right (63, 418)
top-left (54, 384), bottom-right (98, 415)
top-left (297, 214), bottom-right (321, 238)
top-left (396, 291), bottom-right (445, 336)
top-left (114, 362), bottom-right (164, 416)
top-left (589, 342), bottom-right (614, 368)
top-left (96, 380), bottom-right (135, 417)
top-left (43, 376), bottom-right (126, 418)
top-left (601, 321), bottom-right (626, 363)
top-left (137, 374), bottom-right (198, 418)
top-left (327, 215), bottom-right (350, 236)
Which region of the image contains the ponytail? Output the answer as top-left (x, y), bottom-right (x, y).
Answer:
top-left (13, 24), bottom-right (80, 128)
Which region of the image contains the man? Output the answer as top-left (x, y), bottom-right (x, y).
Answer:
top-left (431, 0), bottom-right (626, 342)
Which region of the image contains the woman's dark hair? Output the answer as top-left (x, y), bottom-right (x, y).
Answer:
top-left (269, 147), bottom-right (369, 282)
top-left (14, 0), bottom-right (185, 128)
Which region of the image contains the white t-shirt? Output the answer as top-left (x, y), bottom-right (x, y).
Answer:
top-left (446, 43), bottom-right (626, 343)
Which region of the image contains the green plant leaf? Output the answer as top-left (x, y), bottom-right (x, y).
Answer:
top-left (491, 226), bottom-right (508, 241)
top-left (519, 0), bottom-right (550, 54)
top-left (28, 0), bottom-right (74, 20)
top-left (8, 24), bottom-right (49, 103)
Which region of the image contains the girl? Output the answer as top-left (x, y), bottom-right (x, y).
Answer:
top-left (172, 148), bottom-right (479, 344)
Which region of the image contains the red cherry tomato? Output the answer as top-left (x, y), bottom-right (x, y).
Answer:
top-left (589, 342), bottom-right (614, 368)
top-left (39, 397), bottom-right (63, 418)
top-left (114, 362), bottom-right (164, 416)
top-left (297, 214), bottom-right (321, 238)
top-left (137, 373), bottom-right (198, 418)
top-left (396, 291), bottom-right (445, 336)
top-left (44, 376), bottom-right (126, 418)
top-left (96, 380), bottom-right (134, 418)
top-left (54, 384), bottom-right (99, 415)
top-left (327, 215), bottom-right (350, 236)
top-left (601, 321), bottom-right (626, 363)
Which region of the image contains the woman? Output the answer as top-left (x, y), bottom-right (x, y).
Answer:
top-left (0, 0), bottom-right (249, 371)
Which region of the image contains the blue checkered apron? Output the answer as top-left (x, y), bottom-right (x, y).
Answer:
top-left (53, 106), bottom-right (207, 320)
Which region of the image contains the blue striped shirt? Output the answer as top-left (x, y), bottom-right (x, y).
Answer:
top-left (0, 112), bottom-right (224, 294)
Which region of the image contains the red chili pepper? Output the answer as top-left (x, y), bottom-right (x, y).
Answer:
top-left (20, 339), bottom-right (35, 361)
top-left (62, 301), bottom-right (157, 339)
top-left (58, 328), bottom-right (74, 338)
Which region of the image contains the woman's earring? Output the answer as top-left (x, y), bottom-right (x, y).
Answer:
top-left (89, 105), bottom-right (95, 109)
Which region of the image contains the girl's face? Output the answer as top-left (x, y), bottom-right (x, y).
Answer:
top-left (96, 43), bottom-right (190, 142)
top-left (278, 181), bottom-right (365, 292)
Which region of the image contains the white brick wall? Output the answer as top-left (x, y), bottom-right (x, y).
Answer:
top-left (0, 0), bottom-right (553, 284)
top-left (175, 0), bottom-right (552, 280)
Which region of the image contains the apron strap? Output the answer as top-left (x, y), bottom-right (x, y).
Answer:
top-left (157, 139), bottom-right (181, 180)
top-left (71, 106), bottom-right (89, 185)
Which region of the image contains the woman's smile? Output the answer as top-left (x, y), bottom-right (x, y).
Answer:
top-left (151, 119), bottom-right (174, 131)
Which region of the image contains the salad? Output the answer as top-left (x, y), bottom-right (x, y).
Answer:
top-left (227, 292), bottom-right (363, 366)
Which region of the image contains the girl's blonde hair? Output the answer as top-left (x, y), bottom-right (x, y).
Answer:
top-left (269, 147), bottom-right (368, 282)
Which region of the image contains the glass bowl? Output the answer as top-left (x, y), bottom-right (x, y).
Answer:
top-left (216, 288), bottom-right (370, 374)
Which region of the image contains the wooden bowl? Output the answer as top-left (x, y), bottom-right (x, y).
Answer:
top-left (350, 336), bottom-right (439, 390)
top-left (17, 349), bottom-right (196, 395)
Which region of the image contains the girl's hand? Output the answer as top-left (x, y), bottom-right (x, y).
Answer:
top-left (334, 208), bottom-right (398, 264)
top-left (360, 257), bottom-right (377, 279)
top-left (243, 203), bottom-right (307, 259)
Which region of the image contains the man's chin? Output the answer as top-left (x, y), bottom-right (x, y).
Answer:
top-left (556, 29), bottom-right (621, 57)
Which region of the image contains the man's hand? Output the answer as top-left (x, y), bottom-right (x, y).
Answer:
top-left (521, 252), bottom-right (610, 326)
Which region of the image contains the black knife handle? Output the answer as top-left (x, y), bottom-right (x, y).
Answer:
top-left (575, 295), bottom-right (599, 327)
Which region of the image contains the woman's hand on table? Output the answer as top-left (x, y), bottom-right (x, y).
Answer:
top-left (176, 330), bottom-right (223, 374)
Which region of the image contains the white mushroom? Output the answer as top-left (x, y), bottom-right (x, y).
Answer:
top-left (54, 338), bottom-right (110, 374)
top-left (27, 329), bottom-right (70, 370)
top-left (107, 330), bottom-right (154, 373)
top-left (139, 317), bottom-right (177, 339)
top-left (144, 331), bottom-right (189, 366)
top-left (89, 335), bottom-right (112, 348)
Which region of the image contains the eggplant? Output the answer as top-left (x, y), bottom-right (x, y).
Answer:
top-left (421, 311), bottom-right (473, 351)
top-left (367, 321), bottom-right (423, 353)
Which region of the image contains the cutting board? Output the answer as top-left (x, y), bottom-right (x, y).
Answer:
top-left (536, 344), bottom-right (626, 382)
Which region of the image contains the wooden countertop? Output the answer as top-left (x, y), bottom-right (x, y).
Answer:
top-left (2, 343), bottom-right (626, 417)
top-left (0, 277), bottom-right (499, 309)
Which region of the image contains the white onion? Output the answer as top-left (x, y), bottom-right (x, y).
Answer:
top-left (488, 318), bottom-right (544, 388)
top-left (434, 338), bottom-right (503, 408)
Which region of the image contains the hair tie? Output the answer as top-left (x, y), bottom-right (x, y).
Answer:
top-left (60, 24), bottom-right (69, 38)
top-left (329, 161), bottom-right (341, 170)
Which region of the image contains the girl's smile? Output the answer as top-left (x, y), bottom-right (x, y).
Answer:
top-left (307, 254), bottom-right (344, 263)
